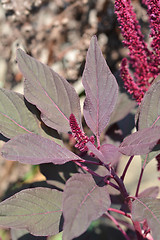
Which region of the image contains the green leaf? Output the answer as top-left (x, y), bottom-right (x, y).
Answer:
top-left (0, 188), bottom-right (62, 236)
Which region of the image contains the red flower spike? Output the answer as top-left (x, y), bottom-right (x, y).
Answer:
top-left (69, 113), bottom-right (95, 152)
top-left (120, 58), bottom-right (148, 104)
top-left (115, 0), bottom-right (160, 103)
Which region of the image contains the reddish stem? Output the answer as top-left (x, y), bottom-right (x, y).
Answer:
top-left (105, 211), bottom-right (130, 240)
top-left (132, 221), bottom-right (144, 240)
top-left (121, 156), bottom-right (134, 181)
top-left (74, 160), bottom-right (100, 177)
top-left (135, 155), bottom-right (147, 197)
top-left (74, 161), bottom-right (119, 191)
top-left (77, 159), bottom-right (101, 165)
top-left (103, 163), bottom-right (144, 239)
top-left (108, 208), bottom-right (131, 218)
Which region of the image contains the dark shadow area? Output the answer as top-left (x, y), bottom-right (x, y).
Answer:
top-left (40, 162), bottom-right (78, 191)
top-left (74, 222), bottom-right (130, 240)
top-left (0, 133), bottom-right (9, 142)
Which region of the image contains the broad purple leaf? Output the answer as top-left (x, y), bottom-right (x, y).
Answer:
top-left (63, 173), bottom-right (111, 240)
top-left (99, 144), bottom-right (121, 165)
top-left (0, 89), bottom-right (44, 139)
top-left (132, 197), bottom-right (160, 240)
top-left (119, 126), bottom-right (160, 156)
top-left (86, 141), bottom-right (106, 163)
top-left (82, 36), bottom-right (118, 137)
top-left (16, 49), bottom-right (81, 133)
top-left (0, 188), bottom-right (62, 236)
top-left (137, 79), bottom-right (160, 130)
top-left (139, 187), bottom-right (159, 198)
top-left (136, 80), bottom-right (160, 161)
top-left (1, 133), bottom-right (81, 165)
top-left (86, 141), bottom-right (119, 165)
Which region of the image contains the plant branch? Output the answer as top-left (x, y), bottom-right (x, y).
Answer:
top-left (77, 159), bottom-right (101, 165)
top-left (121, 156), bottom-right (134, 181)
top-left (104, 163), bottom-right (129, 198)
top-left (105, 211), bottom-right (130, 240)
top-left (74, 160), bottom-right (100, 177)
top-left (135, 155), bottom-right (147, 197)
top-left (103, 178), bottom-right (120, 191)
top-left (104, 163), bottom-right (144, 239)
top-left (108, 208), bottom-right (131, 218)
top-left (74, 161), bottom-right (120, 191)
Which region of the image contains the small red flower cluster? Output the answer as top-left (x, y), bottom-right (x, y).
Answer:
top-left (69, 113), bottom-right (95, 152)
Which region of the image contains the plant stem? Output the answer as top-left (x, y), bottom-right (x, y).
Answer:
top-left (121, 156), bottom-right (134, 181)
top-left (74, 161), bottom-right (119, 191)
top-left (77, 159), bottom-right (101, 165)
top-left (74, 160), bottom-right (100, 177)
top-left (105, 164), bottom-right (129, 198)
top-left (105, 211), bottom-right (130, 240)
top-left (108, 208), bottom-right (131, 218)
top-left (135, 155), bottom-right (147, 197)
top-left (103, 178), bottom-right (120, 191)
top-left (132, 221), bottom-right (144, 240)
top-left (104, 164), bottom-right (144, 239)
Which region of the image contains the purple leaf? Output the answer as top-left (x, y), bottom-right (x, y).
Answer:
top-left (132, 197), bottom-right (160, 240)
top-left (1, 133), bottom-right (81, 165)
top-left (137, 79), bottom-right (160, 130)
top-left (16, 49), bottom-right (81, 133)
top-left (99, 144), bottom-right (121, 165)
top-left (0, 89), bottom-right (44, 139)
top-left (0, 188), bottom-right (62, 236)
top-left (139, 187), bottom-right (159, 198)
top-left (86, 141), bottom-right (119, 165)
top-left (86, 142), bottom-right (106, 163)
top-left (136, 79), bottom-right (160, 162)
top-left (82, 36), bottom-right (118, 137)
top-left (62, 173), bottom-right (111, 240)
top-left (119, 126), bottom-right (160, 156)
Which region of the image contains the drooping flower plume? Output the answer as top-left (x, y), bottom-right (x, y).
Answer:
top-left (115, 0), bottom-right (160, 103)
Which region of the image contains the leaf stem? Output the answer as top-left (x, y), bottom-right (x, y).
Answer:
top-left (74, 160), bottom-right (100, 177)
top-left (77, 159), bottom-right (101, 165)
top-left (135, 155), bottom-right (147, 197)
top-left (132, 221), bottom-right (144, 240)
top-left (74, 161), bottom-right (119, 191)
top-left (108, 208), bottom-right (131, 218)
top-left (103, 163), bottom-right (129, 198)
top-left (104, 164), bottom-right (144, 239)
top-left (105, 211), bottom-right (130, 240)
top-left (103, 179), bottom-right (120, 191)
top-left (121, 156), bottom-right (134, 181)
